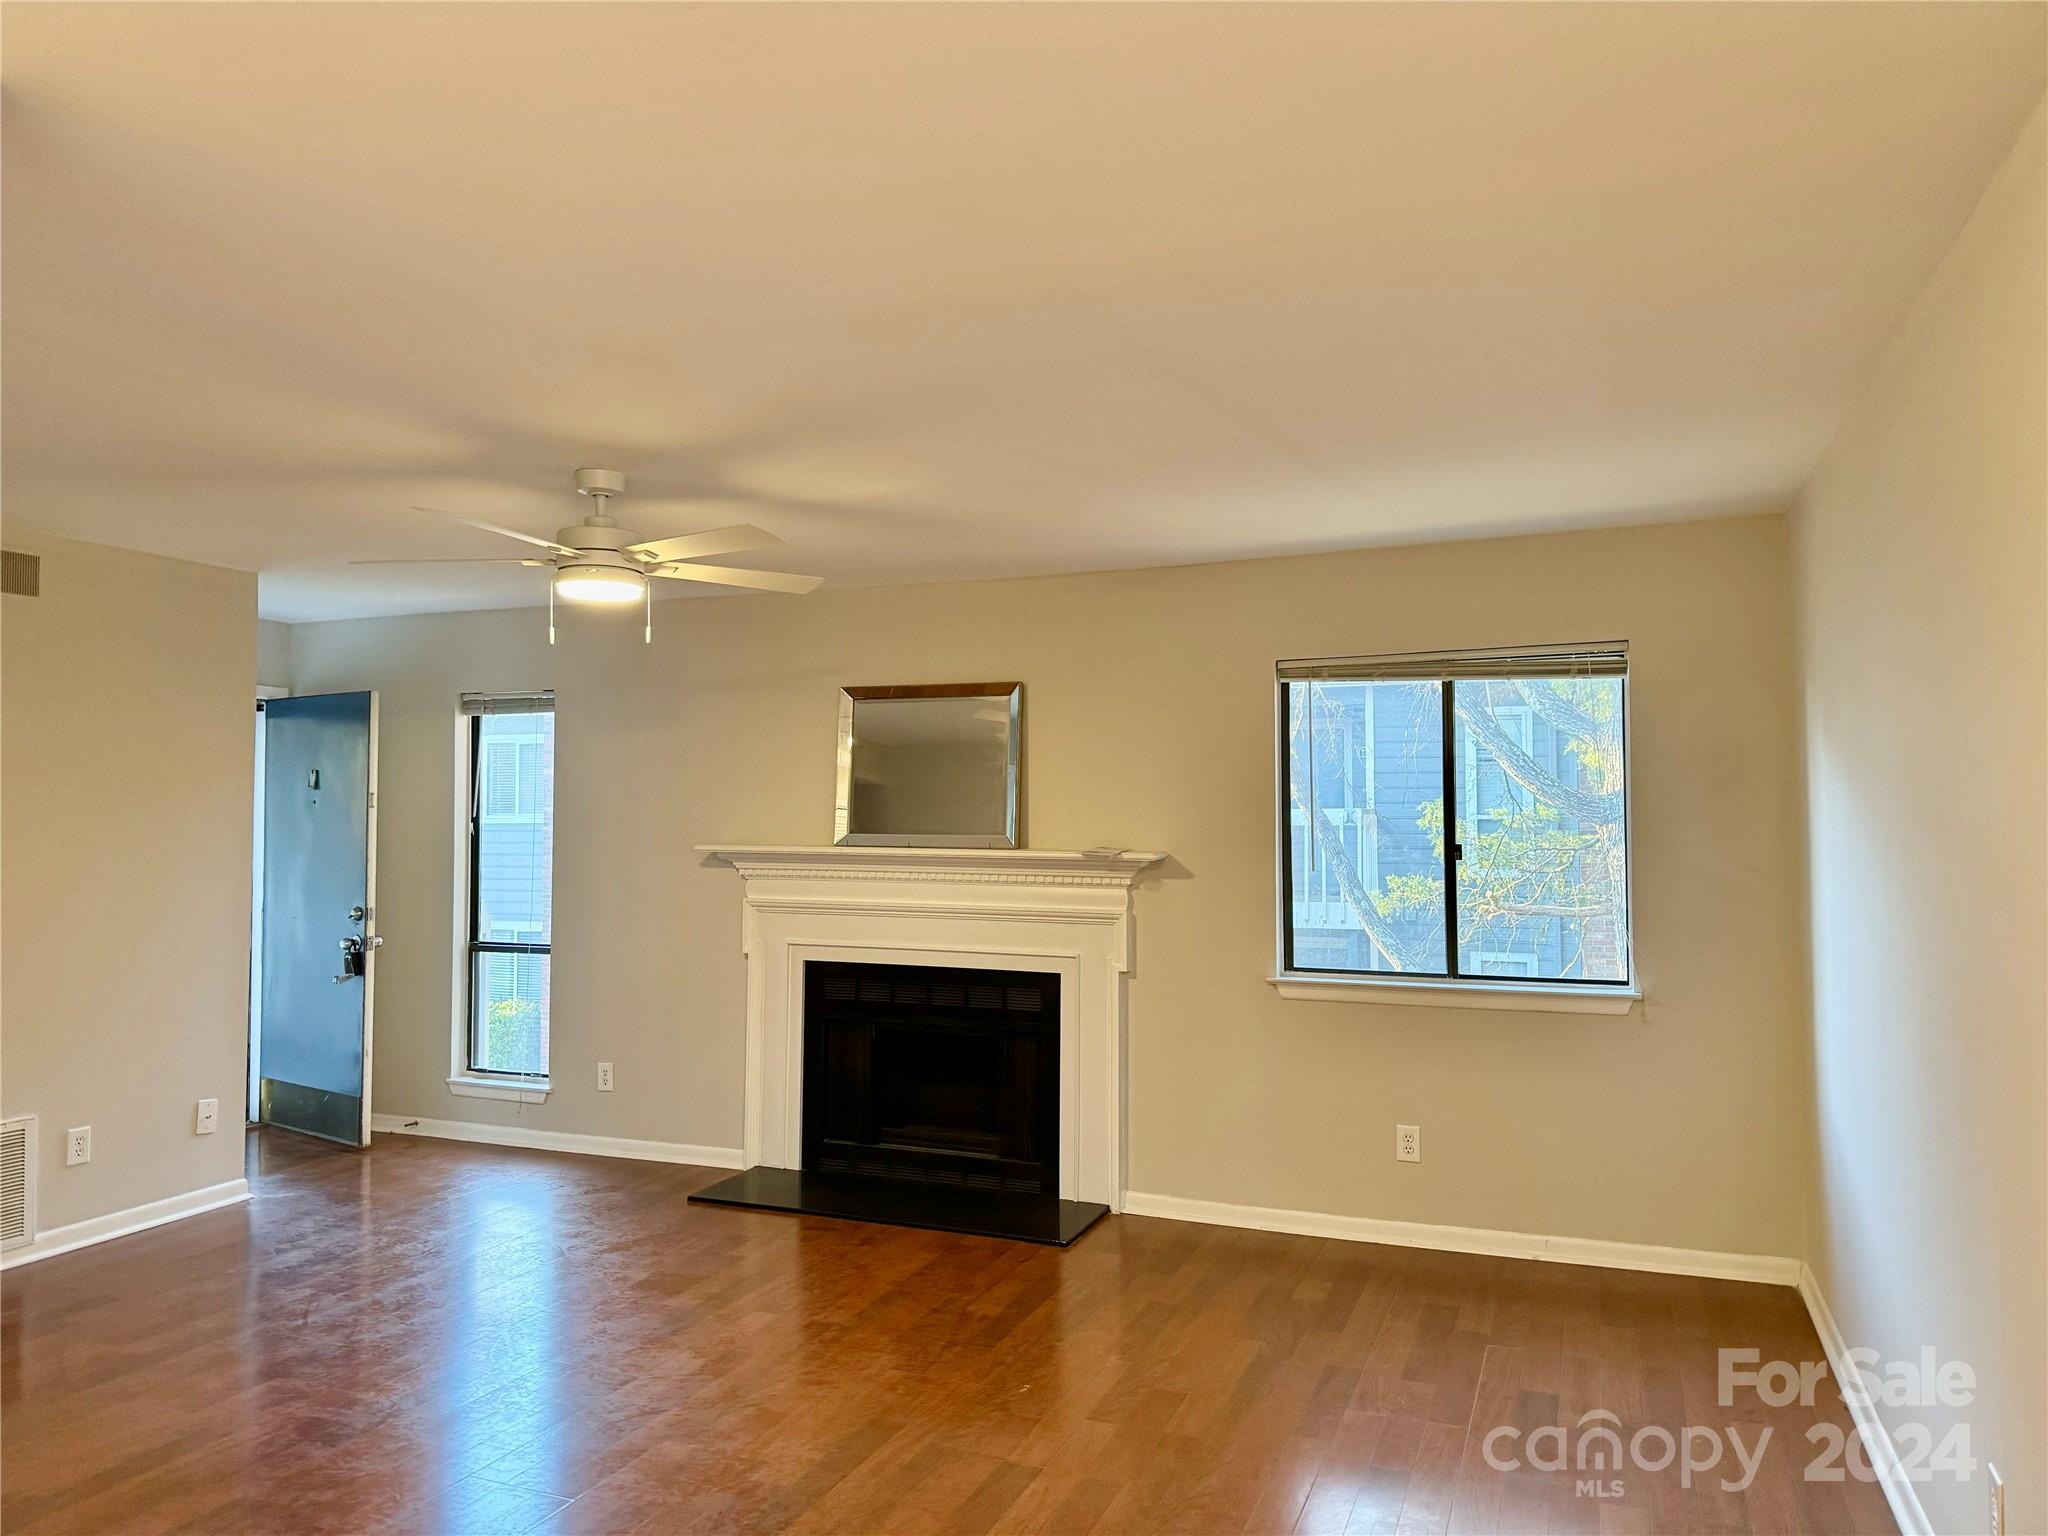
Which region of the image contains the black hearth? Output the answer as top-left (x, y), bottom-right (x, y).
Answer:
top-left (690, 960), bottom-right (1108, 1245)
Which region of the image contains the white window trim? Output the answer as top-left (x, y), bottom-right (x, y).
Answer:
top-left (448, 1072), bottom-right (551, 1102)
top-left (1268, 972), bottom-right (1639, 1015)
top-left (451, 712), bottom-right (554, 1098)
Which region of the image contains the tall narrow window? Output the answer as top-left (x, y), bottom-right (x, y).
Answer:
top-left (1278, 646), bottom-right (1630, 988)
top-left (463, 692), bottom-right (555, 1076)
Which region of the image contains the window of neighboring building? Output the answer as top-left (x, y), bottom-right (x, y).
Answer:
top-left (464, 694), bottom-right (555, 1076)
top-left (1277, 646), bottom-right (1631, 988)
top-left (483, 738), bottom-right (547, 820)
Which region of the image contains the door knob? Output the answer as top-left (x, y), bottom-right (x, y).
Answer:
top-left (333, 935), bottom-right (366, 984)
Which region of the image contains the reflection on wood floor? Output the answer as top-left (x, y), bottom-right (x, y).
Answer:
top-left (0, 1129), bottom-right (1896, 1534)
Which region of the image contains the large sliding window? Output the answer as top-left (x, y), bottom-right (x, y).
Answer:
top-left (463, 692), bottom-right (555, 1077)
top-left (1278, 646), bottom-right (1631, 988)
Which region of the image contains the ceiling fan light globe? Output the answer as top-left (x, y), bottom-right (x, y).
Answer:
top-left (553, 568), bottom-right (646, 605)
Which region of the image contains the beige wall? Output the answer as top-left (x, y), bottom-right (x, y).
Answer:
top-left (1793, 101), bottom-right (2047, 1536)
top-left (1, 533), bottom-right (256, 1231)
top-left (292, 511), bottom-right (1811, 1258)
top-left (258, 618), bottom-right (293, 691)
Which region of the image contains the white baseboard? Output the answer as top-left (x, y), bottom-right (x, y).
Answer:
top-left (1119, 1190), bottom-right (1803, 1287)
top-left (371, 1113), bottom-right (744, 1169)
top-left (0, 1178), bottom-right (252, 1271)
top-left (1798, 1264), bottom-right (1930, 1536)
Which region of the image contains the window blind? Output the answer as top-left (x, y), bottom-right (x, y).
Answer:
top-left (1277, 642), bottom-right (1627, 683)
top-left (460, 690), bottom-right (555, 716)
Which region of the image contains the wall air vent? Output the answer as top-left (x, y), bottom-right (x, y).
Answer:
top-left (0, 1115), bottom-right (37, 1252)
top-left (1, 551), bottom-right (42, 597)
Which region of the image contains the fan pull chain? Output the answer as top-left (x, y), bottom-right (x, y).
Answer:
top-left (548, 579), bottom-right (556, 646)
top-left (644, 577), bottom-right (652, 644)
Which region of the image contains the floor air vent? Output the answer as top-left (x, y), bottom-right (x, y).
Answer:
top-left (0, 1115), bottom-right (36, 1252)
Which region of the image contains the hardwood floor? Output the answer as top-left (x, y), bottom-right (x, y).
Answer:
top-left (2, 1131), bottom-right (1896, 1535)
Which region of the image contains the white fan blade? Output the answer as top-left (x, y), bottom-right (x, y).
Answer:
top-left (622, 524), bottom-right (780, 565)
top-left (349, 558), bottom-right (548, 566)
top-left (413, 506), bottom-right (580, 557)
top-left (649, 563), bottom-right (823, 595)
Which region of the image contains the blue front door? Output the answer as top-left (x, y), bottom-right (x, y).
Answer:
top-left (259, 692), bottom-right (378, 1145)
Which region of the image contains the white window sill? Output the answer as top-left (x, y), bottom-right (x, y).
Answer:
top-left (1267, 973), bottom-right (1639, 1016)
top-left (448, 1074), bottom-right (552, 1103)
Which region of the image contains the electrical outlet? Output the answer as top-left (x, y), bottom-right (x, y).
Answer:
top-left (65, 1125), bottom-right (91, 1166)
top-left (597, 1061), bottom-right (615, 1093)
top-left (1396, 1124), bottom-right (1421, 1163)
top-left (195, 1098), bottom-right (220, 1135)
top-left (1988, 1463), bottom-right (2004, 1536)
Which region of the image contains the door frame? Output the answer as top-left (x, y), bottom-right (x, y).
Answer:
top-left (358, 693), bottom-right (380, 1145)
top-left (248, 686), bottom-right (291, 1124)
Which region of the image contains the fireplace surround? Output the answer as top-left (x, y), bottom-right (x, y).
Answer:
top-left (690, 845), bottom-right (1164, 1240)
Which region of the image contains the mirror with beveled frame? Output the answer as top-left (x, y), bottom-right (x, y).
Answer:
top-left (834, 683), bottom-right (1022, 848)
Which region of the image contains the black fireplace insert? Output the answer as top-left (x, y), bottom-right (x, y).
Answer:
top-left (803, 960), bottom-right (1058, 1193)
top-left (689, 960), bottom-right (1107, 1245)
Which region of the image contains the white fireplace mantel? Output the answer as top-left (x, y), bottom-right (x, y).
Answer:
top-left (698, 845), bottom-right (1167, 884)
top-left (698, 844), bottom-right (1166, 1208)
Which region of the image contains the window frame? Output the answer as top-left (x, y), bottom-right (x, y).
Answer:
top-left (1273, 650), bottom-right (1636, 1000)
top-left (462, 707), bottom-right (554, 1084)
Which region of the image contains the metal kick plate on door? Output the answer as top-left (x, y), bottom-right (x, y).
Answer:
top-left (259, 1078), bottom-right (362, 1146)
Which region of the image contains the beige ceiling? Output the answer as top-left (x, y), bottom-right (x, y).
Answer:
top-left (4, 3), bottom-right (2043, 621)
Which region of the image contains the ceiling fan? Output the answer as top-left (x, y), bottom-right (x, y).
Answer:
top-left (352, 468), bottom-right (823, 643)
